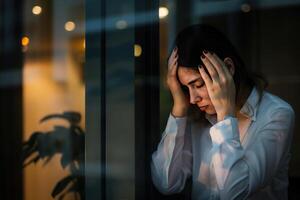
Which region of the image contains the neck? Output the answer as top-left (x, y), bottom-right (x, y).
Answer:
top-left (234, 84), bottom-right (253, 117)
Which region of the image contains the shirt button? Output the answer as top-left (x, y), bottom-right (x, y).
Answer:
top-left (231, 140), bottom-right (240, 148)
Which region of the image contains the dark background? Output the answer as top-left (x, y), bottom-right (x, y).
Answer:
top-left (1, 0), bottom-right (300, 199)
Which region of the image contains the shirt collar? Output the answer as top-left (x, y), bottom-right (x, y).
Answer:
top-left (239, 87), bottom-right (260, 121)
top-left (205, 87), bottom-right (260, 125)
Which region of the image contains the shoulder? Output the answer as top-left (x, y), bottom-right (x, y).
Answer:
top-left (258, 91), bottom-right (295, 121)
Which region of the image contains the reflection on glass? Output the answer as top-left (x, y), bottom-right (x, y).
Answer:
top-left (159, 7), bottom-right (169, 19)
top-left (22, 0), bottom-right (85, 199)
top-left (32, 5), bottom-right (42, 15)
top-left (65, 21), bottom-right (76, 32)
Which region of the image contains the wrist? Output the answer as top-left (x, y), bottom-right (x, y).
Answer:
top-left (217, 111), bottom-right (236, 122)
top-left (172, 104), bottom-right (188, 117)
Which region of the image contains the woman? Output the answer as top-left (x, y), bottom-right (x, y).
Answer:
top-left (151, 24), bottom-right (295, 199)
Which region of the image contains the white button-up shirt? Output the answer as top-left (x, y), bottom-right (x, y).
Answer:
top-left (151, 88), bottom-right (295, 199)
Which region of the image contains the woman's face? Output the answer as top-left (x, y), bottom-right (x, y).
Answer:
top-left (178, 67), bottom-right (216, 115)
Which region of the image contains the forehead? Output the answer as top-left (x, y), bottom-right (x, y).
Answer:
top-left (178, 67), bottom-right (202, 85)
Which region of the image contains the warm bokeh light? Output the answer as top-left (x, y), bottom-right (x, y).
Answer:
top-left (159, 7), bottom-right (169, 19)
top-left (22, 46), bottom-right (29, 53)
top-left (83, 39), bottom-right (85, 49)
top-left (241, 3), bottom-right (251, 13)
top-left (64, 21), bottom-right (76, 32)
top-left (22, 36), bottom-right (30, 46)
top-left (134, 44), bottom-right (142, 57)
top-left (32, 5), bottom-right (42, 15)
top-left (116, 20), bottom-right (128, 30)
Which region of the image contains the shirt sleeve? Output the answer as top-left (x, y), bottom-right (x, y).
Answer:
top-left (151, 113), bottom-right (193, 194)
top-left (209, 106), bottom-right (295, 199)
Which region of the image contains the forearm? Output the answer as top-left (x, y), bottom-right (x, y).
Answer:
top-left (219, 161), bottom-right (249, 200)
top-left (151, 114), bottom-right (192, 193)
top-left (211, 107), bottom-right (294, 198)
top-left (171, 102), bottom-right (188, 117)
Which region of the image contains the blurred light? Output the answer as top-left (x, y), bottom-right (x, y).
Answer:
top-left (134, 44), bottom-right (142, 57)
top-left (65, 21), bottom-right (76, 32)
top-left (22, 46), bottom-right (29, 53)
top-left (159, 7), bottom-right (169, 19)
top-left (83, 39), bottom-right (85, 49)
top-left (32, 6), bottom-right (42, 15)
top-left (116, 20), bottom-right (128, 30)
top-left (241, 4), bottom-right (251, 13)
top-left (22, 36), bottom-right (30, 46)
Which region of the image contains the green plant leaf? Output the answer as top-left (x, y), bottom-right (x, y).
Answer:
top-left (43, 154), bottom-right (54, 166)
top-left (22, 111), bottom-right (85, 199)
top-left (62, 111), bottom-right (81, 124)
top-left (58, 193), bottom-right (67, 200)
top-left (21, 132), bottom-right (43, 163)
top-left (40, 111), bottom-right (81, 125)
top-left (51, 175), bottom-right (74, 198)
top-left (23, 154), bottom-right (40, 167)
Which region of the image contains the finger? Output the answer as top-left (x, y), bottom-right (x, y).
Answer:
top-left (211, 53), bottom-right (231, 78)
top-left (201, 54), bottom-right (219, 82)
top-left (170, 47), bottom-right (178, 60)
top-left (198, 65), bottom-right (212, 87)
top-left (169, 54), bottom-right (178, 68)
top-left (169, 57), bottom-right (178, 76)
top-left (204, 51), bottom-right (226, 81)
top-left (168, 53), bottom-right (176, 69)
top-left (168, 48), bottom-right (178, 66)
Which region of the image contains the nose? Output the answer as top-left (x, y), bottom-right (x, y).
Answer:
top-left (189, 90), bottom-right (201, 104)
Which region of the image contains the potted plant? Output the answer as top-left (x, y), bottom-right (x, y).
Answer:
top-left (22, 111), bottom-right (85, 200)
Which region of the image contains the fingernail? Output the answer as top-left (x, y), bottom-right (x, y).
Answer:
top-left (203, 50), bottom-right (208, 54)
top-left (199, 65), bottom-right (204, 70)
top-left (201, 54), bottom-right (205, 59)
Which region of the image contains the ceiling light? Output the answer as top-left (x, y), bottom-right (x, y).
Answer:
top-left (134, 44), bottom-right (142, 57)
top-left (22, 36), bottom-right (30, 46)
top-left (32, 6), bottom-right (42, 15)
top-left (65, 21), bottom-right (76, 32)
top-left (241, 4), bottom-right (251, 13)
top-left (116, 20), bottom-right (128, 30)
top-left (159, 7), bottom-right (169, 19)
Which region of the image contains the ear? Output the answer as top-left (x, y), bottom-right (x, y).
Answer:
top-left (223, 57), bottom-right (235, 76)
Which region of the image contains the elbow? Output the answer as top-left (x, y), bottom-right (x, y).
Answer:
top-left (152, 180), bottom-right (185, 195)
top-left (151, 162), bottom-right (185, 195)
top-left (154, 181), bottom-right (185, 195)
top-left (219, 161), bottom-right (250, 200)
top-left (219, 186), bottom-right (249, 200)
top-left (153, 183), bottom-right (183, 195)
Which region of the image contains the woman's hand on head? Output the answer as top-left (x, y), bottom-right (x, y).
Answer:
top-left (198, 51), bottom-right (236, 122)
top-left (167, 47), bottom-right (189, 117)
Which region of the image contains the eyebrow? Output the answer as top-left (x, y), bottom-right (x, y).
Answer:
top-left (187, 78), bottom-right (202, 85)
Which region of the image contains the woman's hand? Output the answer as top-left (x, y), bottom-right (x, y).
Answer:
top-left (167, 47), bottom-right (189, 117)
top-left (198, 51), bottom-right (236, 122)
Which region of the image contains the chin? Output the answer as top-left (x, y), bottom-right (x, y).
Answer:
top-left (204, 106), bottom-right (216, 115)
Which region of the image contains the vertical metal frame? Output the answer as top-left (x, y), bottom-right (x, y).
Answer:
top-left (0, 1), bottom-right (23, 200)
top-left (134, 0), bottom-right (161, 199)
top-left (85, 0), bottom-right (104, 199)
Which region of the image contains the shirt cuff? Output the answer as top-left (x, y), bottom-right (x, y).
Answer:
top-left (209, 116), bottom-right (239, 145)
top-left (165, 113), bottom-right (187, 137)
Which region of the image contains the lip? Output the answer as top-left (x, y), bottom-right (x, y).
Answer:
top-left (199, 105), bottom-right (208, 111)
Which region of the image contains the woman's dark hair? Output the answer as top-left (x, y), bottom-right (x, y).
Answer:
top-left (171, 24), bottom-right (267, 119)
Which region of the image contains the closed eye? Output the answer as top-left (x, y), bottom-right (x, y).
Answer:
top-left (195, 82), bottom-right (204, 88)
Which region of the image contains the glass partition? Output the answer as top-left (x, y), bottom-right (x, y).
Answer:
top-left (1, 0), bottom-right (300, 199)
top-left (22, 0), bottom-right (85, 199)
